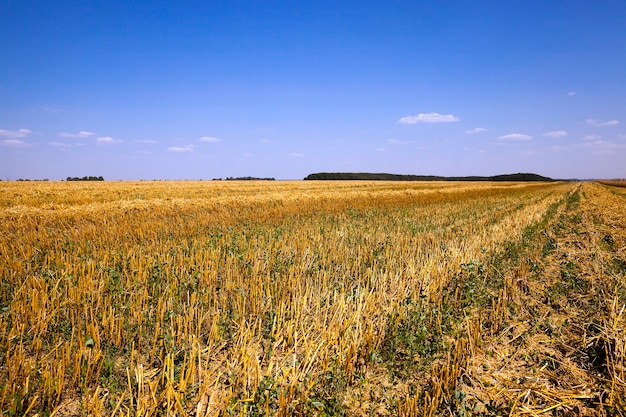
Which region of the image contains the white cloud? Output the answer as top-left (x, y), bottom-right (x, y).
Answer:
top-left (59, 131), bottom-right (95, 138)
top-left (49, 142), bottom-right (71, 147)
top-left (1, 139), bottom-right (30, 147)
top-left (0, 128), bottom-right (32, 138)
top-left (583, 134), bottom-right (602, 141)
top-left (567, 91), bottom-right (577, 96)
top-left (498, 133), bottom-right (533, 141)
top-left (96, 136), bottom-right (121, 144)
top-left (551, 144), bottom-right (571, 152)
top-left (543, 130), bottom-right (567, 138)
top-left (167, 145), bottom-right (194, 153)
top-left (199, 136), bottom-right (221, 143)
top-left (376, 148), bottom-right (387, 152)
top-left (290, 152), bottom-right (303, 157)
top-left (260, 139), bottom-right (272, 144)
top-left (465, 127), bottom-right (487, 134)
top-left (398, 112), bottom-right (460, 124)
top-left (583, 139), bottom-right (610, 147)
top-left (586, 119), bottom-right (620, 127)
top-left (135, 139), bottom-right (158, 144)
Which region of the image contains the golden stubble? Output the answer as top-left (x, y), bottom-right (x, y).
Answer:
top-left (0, 180), bottom-right (575, 416)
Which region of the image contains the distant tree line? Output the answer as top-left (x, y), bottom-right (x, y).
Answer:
top-left (304, 172), bottom-right (555, 182)
top-left (66, 176), bottom-right (104, 181)
top-left (14, 178), bottom-right (50, 182)
top-left (212, 176), bottom-right (276, 181)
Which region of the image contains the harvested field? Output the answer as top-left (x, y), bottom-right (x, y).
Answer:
top-left (1, 181), bottom-right (624, 416)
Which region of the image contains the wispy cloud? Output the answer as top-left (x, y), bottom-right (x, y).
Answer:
top-left (376, 148), bottom-right (387, 152)
top-left (0, 128), bottom-right (32, 138)
top-left (135, 139), bottom-right (158, 144)
top-left (551, 138), bottom-right (625, 154)
top-left (96, 136), bottom-right (121, 144)
top-left (260, 139), bottom-right (272, 144)
top-left (167, 145), bottom-right (194, 153)
top-left (567, 91), bottom-right (577, 96)
top-left (199, 136), bottom-right (221, 143)
top-left (550, 144), bottom-right (570, 152)
top-left (586, 119), bottom-right (620, 127)
top-left (398, 112), bottom-right (460, 124)
top-left (59, 131), bottom-right (95, 138)
top-left (49, 141), bottom-right (71, 147)
top-left (1, 139), bottom-right (31, 147)
top-left (290, 152), bottom-right (303, 157)
top-left (580, 139), bottom-right (626, 154)
top-left (543, 130), bottom-right (567, 138)
top-left (498, 133), bottom-right (533, 141)
top-left (465, 127), bottom-right (487, 134)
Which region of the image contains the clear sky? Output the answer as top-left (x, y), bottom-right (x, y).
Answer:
top-left (1, 0), bottom-right (625, 180)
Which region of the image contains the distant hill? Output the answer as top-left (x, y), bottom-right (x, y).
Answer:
top-left (303, 172), bottom-right (554, 182)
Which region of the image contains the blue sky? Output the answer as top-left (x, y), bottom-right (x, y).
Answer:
top-left (1, 0), bottom-right (625, 180)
